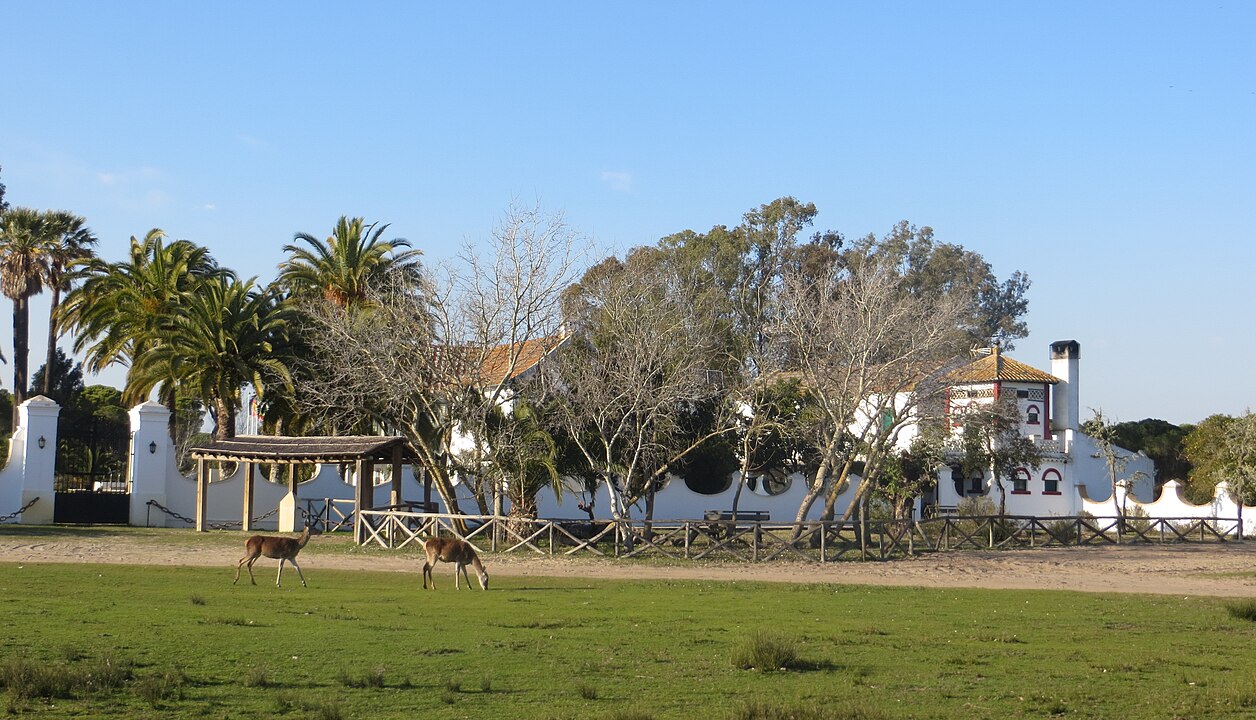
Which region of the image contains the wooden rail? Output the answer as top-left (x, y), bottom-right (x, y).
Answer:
top-left (354, 510), bottom-right (1241, 562)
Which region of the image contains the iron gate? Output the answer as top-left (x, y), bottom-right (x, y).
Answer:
top-left (53, 424), bottom-right (132, 524)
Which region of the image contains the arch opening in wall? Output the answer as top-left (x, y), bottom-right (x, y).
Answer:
top-left (1026, 404), bottom-right (1040, 425)
top-left (683, 469), bottom-right (733, 495)
top-left (747, 468), bottom-right (792, 497)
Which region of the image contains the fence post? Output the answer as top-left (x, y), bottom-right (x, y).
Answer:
top-left (752, 523), bottom-right (760, 562)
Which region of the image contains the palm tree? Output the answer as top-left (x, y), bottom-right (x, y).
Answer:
top-left (59, 230), bottom-right (233, 407)
top-left (40, 211), bottom-right (97, 395)
top-left (0, 207), bottom-right (52, 426)
top-left (129, 277), bottom-right (296, 440)
top-left (278, 216), bottom-right (421, 307)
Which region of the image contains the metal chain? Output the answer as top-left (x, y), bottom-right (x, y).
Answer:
top-left (0, 497), bottom-right (41, 523)
top-left (145, 499), bottom-right (289, 530)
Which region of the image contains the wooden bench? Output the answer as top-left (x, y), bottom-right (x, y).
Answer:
top-left (704, 510), bottom-right (770, 523)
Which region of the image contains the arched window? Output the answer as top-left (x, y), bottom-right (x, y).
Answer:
top-left (1013, 468), bottom-right (1031, 493)
top-left (1042, 469), bottom-right (1062, 494)
top-left (1026, 404), bottom-right (1040, 425)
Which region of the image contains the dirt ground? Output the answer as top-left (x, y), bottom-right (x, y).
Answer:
top-left (2, 532), bottom-right (1256, 597)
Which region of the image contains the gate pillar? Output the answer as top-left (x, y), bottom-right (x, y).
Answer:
top-left (15, 396), bottom-right (60, 524)
top-left (129, 401), bottom-right (171, 527)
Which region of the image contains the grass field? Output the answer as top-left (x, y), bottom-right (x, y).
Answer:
top-left (1, 561), bottom-right (1255, 719)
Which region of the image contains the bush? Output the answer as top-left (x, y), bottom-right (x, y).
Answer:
top-left (1227, 600), bottom-right (1256, 622)
top-left (730, 631), bottom-right (800, 672)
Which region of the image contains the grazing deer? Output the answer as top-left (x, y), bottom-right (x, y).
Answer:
top-left (234, 525), bottom-right (312, 588)
top-left (422, 537), bottom-right (488, 590)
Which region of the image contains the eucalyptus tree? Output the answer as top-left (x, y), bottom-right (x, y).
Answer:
top-left (40, 211), bottom-right (97, 395)
top-left (0, 207), bottom-right (52, 424)
top-left (844, 222), bottom-right (1031, 349)
top-left (58, 230), bottom-right (234, 407)
top-left (279, 216), bottom-right (422, 307)
top-left (130, 277), bottom-right (296, 440)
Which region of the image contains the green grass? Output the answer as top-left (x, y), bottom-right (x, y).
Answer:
top-left (0, 562), bottom-right (1255, 718)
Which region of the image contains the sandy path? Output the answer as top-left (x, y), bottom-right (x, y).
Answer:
top-left (2, 533), bottom-right (1255, 597)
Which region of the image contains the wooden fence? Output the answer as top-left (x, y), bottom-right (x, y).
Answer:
top-left (354, 508), bottom-right (1240, 562)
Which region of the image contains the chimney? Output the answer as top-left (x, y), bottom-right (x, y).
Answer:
top-left (1050, 340), bottom-right (1080, 431)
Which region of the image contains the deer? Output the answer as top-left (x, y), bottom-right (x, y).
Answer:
top-left (422, 537), bottom-right (489, 590)
top-left (234, 524), bottom-right (313, 588)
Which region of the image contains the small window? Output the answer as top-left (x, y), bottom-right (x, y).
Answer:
top-left (968, 471), bottom-right (984, 494)
top-left (1013, 469), bottom-right (1030, 493)
top-left (1043, 469), bottom-right (1062, 494)
top-left (880, 408), bottom-right (895, 431)
top-left (1026, 405), bottom-right (1040, 425)
top-left (1016, 389), bottom-right (1029, 399)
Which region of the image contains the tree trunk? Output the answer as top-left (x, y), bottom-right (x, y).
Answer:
top-left (791, 461), bottom-right (830, 540)
top-left (11, 297), bottom-right (28, 429)
top-left (214, 396), bottom-right (236, 440)
top-left (42, 286), bottom-right (61, 396)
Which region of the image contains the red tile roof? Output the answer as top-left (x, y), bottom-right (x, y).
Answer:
top-left (942, 348), bottom-right (1060, 385)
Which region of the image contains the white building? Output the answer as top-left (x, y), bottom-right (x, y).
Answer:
top-left (536, 340), bottom-right (1159, 522)
top-left (923, 340), bottom-right (1155, 518)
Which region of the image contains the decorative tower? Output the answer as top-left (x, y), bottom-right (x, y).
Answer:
top-left (1050, 340), bottom-right (1080, 432)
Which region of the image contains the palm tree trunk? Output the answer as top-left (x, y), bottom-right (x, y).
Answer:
top-left (11, 297), bottom-right (29, 429)
top-left (42, 286), bottom-right (61, 396)
top-left (214, 396), bottom-right (236, 440)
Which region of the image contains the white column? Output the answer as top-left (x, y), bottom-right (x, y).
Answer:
top-left (17, 396), bottom-right (61, 524)
top-left (128, 401), bottom-right (172, 527)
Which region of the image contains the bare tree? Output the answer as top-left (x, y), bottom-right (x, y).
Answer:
top-left (291, 205), bottom-right (585, 518)
top-left (444, 205), bottom-right (587, 514)
top-left (541, 248), bottom-right (731, 525)
top-left (769, 252), bottom-right (968, 534)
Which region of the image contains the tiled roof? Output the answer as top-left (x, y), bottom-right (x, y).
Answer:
top-left (943, 348), bottom-right (1060, 385)
top-left (191, 435), bottom-right (418, 463)
top-left (477, 336), bottom-right (563, 387)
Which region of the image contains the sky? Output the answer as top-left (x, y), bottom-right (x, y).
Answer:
top-left (1, 2), bottom-right (1253, 427)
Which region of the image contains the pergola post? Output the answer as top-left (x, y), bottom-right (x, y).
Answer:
top-left (354, 458), bottom-right (375, 544)
top-left (391, 445), bottom-right (403, 507)
top-left (195, 458), bottom-right (208, 532)
top-left (241, 462), bottom-right (255, 532)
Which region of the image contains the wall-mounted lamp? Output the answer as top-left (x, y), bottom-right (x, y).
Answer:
top-left (37, 436), bottom-right (46, 449)
top-left (149, 441), bottom-right (158, 454)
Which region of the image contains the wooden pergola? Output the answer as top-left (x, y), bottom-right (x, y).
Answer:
top-left (189, 435), bottom-right (428, 542)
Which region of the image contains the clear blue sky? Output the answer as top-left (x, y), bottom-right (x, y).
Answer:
top-left (2, 2), bottom-right (1252, 426)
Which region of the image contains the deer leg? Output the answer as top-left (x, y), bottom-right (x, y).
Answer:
top-left (234, 556), bottom-right (250, 584)
top-left (246, 557), bottom-right (258, 585)
top-left (422, 562), bottom-right (433, 589)
top-left (291, 559), bottom-right (307, 588)
top-left (459, 562), bottom-right (472, 590)
top-left (276, 559), bottom-right (285, 588)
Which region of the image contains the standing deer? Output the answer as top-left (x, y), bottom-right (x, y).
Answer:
top-left (422, 537), bottom-right (489, 590)
top-left (234, 525), bottom-right (312, 588)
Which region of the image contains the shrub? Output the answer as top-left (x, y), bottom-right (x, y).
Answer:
top-left (576, 680), bottom-right (599, 700)
top-left (242, 666), bottom-right (269, 688)
top-left (133, 670), bottom-right (186, 706)
top-left (1226, 600), bottom-right (1256, 622)
top-left (731, 631), bottom-right (800, 672)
